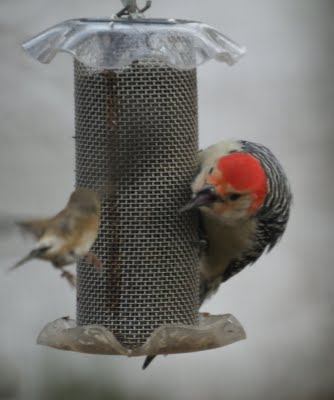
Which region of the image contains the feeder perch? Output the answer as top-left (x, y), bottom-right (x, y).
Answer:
top-left (23, 1), bottom-right (246, 358)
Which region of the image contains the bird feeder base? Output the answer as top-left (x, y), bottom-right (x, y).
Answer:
top-left (36, 313), bottom-right (246, 356)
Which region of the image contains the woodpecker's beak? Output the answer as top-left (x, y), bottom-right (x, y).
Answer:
top-left (180, 183), bottom-right (219, 212)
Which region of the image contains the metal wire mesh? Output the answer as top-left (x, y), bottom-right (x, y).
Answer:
top-left (74, 59), bottom-right (200, 349)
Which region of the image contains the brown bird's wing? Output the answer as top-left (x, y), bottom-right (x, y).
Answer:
top-left (17, 218), bottom-right (51, 239)
top-left (17, 210), bottom-right (75, 240)
top-left (45, 207), bottom-right (78, 238)
top-left (46, 208), bottom-right (99, 251)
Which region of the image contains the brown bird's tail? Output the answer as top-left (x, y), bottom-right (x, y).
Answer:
top-left (9, 252), bottom-right (35, 271)
top-left (9, 247), bottom-right (49, 271)
top-left (142, 355), bottom-right (156, 370)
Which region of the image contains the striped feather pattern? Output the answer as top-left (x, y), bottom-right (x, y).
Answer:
top-left (200, 140), bottom-right (292, 303)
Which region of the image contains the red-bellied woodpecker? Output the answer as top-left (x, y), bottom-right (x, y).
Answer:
top-left (142, 139), bottom-right (292, 369)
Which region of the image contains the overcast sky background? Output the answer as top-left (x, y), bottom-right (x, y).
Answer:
top-left (0, 1), bottom-right (333, 399)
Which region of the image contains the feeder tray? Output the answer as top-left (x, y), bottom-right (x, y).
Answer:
top-left (22, 1), bottom-right (246, 358)
top-left (37, 314), bottom-right (245, 356)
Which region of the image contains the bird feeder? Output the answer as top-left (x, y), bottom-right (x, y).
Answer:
top-left (23, 0), bottom-right (246, 359)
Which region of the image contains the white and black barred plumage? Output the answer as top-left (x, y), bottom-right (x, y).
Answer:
top-left (199, 140), bottom-right (292, 303)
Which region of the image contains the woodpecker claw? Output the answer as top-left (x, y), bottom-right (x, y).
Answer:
top-left (192, 239), bottom-right (209, 255)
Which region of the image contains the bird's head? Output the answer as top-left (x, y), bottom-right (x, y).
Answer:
top-left (182, 152), bottom-right (267, 220)
top-left (68, 188), bottom-right (101, 214)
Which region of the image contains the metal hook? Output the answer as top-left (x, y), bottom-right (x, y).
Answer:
top-left (116, 0), bottom-right (152, 18)
top-left (138, 1), bottom-right (152, 13)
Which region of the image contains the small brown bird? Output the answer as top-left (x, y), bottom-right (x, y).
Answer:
top-left (10, 188), bottom-right (101, 287)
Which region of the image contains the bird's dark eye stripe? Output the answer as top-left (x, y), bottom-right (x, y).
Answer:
top-left (229, 193), bottom-right (242, 201)
top-left (209, 167), bottom-right (213, 174)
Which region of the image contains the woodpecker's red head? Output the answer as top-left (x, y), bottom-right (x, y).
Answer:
top-left (183, 152), bottom-right (267, 219)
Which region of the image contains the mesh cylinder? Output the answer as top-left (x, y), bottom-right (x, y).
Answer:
top-left (74, 59), bottom-right (200, 349)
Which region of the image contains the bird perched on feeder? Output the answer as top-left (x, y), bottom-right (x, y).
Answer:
top-left (142, 139), bottom-right (292, 369)
top-left (10, 188), bottom-right (101, 287)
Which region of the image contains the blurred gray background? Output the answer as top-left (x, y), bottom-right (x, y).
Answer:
top-left (0, 0), bottom-right (333, 399)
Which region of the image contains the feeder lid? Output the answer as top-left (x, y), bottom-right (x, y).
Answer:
top-left (22, 18), bottom-right (246, 70)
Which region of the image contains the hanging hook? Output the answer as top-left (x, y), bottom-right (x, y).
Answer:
top-left (116, 0), bottom-right (152, 18)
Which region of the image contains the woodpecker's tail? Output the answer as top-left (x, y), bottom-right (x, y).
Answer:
top-left (142, 355), bottom-right (156, 370)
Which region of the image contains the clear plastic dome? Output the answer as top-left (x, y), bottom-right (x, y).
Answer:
top-left (22, 18), bottom-right (246, 70)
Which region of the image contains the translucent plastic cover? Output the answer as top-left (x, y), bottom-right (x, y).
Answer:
top-left (22, 18), bottom-right (246, 70)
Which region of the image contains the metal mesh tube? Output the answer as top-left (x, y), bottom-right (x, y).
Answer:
top-left (74, 59), bottom-right (200, 349)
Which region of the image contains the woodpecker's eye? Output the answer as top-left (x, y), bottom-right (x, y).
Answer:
top-left (209, 167), bottom-right (213, 174)
top-left (229, 193), bottom-right (242, 201)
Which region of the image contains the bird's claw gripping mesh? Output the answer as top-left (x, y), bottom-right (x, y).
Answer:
top-left (74, 59), bottom-right (200, 349)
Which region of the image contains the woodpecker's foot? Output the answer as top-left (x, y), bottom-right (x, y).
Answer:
top-left (61, 270), bottom-right (76, 288)
top-left (85, 252), bottom-right (102, 270)
top-left (192, 239), bottom-right (209, 255)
